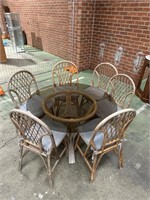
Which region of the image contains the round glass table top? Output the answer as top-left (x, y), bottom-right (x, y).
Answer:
top-left (42, 90), bottom-right (97, 124)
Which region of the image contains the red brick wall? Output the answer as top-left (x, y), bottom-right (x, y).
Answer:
top-left (2, 0), bottom-right (70, 59)
top-left (91, 1), bottom-right (150, 84)
top-left (1, 0), bottom-right (96, 69)
top-left (1, 0), bottom-right (150, 84)
top-left (72, 0), bottom-right (96, 70)
top-left (0, 3), bottom-right (6, 33)
top-left (64, 0), bottom-right (95, 69)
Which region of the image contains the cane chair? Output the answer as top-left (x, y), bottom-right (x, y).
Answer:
top-left (96, 74), bottom-right (135, 119)
top-left (75, 108), bottom-right (136, 182)
top-left (10, 109), bottom-right (67, 186)
top-left (7, 70), bottom-right (53, 118)
top-left (52, 60), bottom-right (78, 89)
top-left (84, 63), bottom-right (118, 101)
top-left (52, 61), bottom-right (79, 113)
top-left (106, 74), bottom-right (136, 109)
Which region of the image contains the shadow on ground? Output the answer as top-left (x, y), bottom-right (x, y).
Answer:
top-left (5, 58), bottom-right (37, 67)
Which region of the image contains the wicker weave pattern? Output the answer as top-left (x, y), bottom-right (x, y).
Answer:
top-left (10, 109), bottom-right (67, 187)
top-left (8, 70), bottom-right (39, 107)
top-left (95, 109), bottom-right (136, 149)
top-left (10, 109), bottom-right (55, 151)
top-left (75, 108), bottom-right (136, 182)
top-left (91, 62), bottom-right (118, 90)
top-left (107, 74), bottom-right (136, 108)
top-left (52, 61), bottom-right (78, 87)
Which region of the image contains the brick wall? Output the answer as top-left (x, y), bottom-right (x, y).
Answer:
top-left (1, 0), bottom-right (96, 69)
top-left (2, 0), bottom-right (70, 59)
top-left (0, 3), bottom-right (6, 33)
top-left (1, 0), bottom-right (150, 84)
top-left (91, 1), bottom-right (150, 84)
top-left (72, 0), bottom-right (96, 70)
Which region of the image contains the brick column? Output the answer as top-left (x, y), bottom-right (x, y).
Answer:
top-left (69, 0), bottom-right (96, 70)
top-left (0, 1), bottom-right (7, 33)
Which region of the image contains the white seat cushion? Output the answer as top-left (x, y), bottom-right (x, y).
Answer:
top-left (84, 86), bottom-right (105, 101)
top-left (41, 115), bottom-right (67, 151)
top-left (42, 131), bottom-right (66, 151)
top-left (78, 118), bottom-right (104, 150)
top-left (24, 116), bottom-right (66, 152)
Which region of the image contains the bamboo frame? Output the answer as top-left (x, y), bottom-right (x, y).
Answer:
top-left (52, 60), bottom-right (79, 87)
top-left (52, 60), bottom-right (79, 109)
top-left (75, 108), bottom-right (136, 182)
top-left (7, 70), bottom-right (40, 108)
top-left (10, 109), bottom-right (67, 187)
top-left (106, 74), bottom-right (136, 108)
top-left (42, 90), bottom-right (97, 124)
top-left (91, 62), bottom-right (118, 90)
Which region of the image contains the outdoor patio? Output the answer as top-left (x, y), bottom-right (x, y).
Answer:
top-left (0, 43), bottom-right (149, 200)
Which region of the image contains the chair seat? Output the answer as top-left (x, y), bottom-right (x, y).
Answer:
top-left (80, 131), bottom-right (104, 150)
top-left (24, 115), bottom-right (67, 152)
top-left (10, 108), bottom-right (67, 186)
top-left (42, 115), bottom-right (67, 132)
top-left (96, 97), bottom-right (121, 119)
top-left (20, 94), bottom-right (53, 118)
top-left (78, 119), bottom-right (103, 150)
top-left (78, 118), bottom-right (104, 150)
top-left (41, 116), bottom-right (67, 151)
top-left (84, 86), bottom-right (105, 101)
top-left (78, 118), bottom-right (102, 132)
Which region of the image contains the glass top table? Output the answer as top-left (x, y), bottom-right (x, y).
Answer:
top-left (42, 90), bottom-right (97, 126)
top-left (42, 89), bottom-right (97, 164)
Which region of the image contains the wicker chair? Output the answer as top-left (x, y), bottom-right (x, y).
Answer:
top-left (10, 109), bottom-right (67, 186)
top-left (52, 61), bottom-right (79, 112)
top-left (96, 74), bottom-right (135, 119)
top-left (7, 70), bottom-right (53, 118)
top-left (106, 74), bottom-right (136, 108)
top-left (75, 108), bottom-right (136, 182)
top-left (84, 62), bottom-right (118, 101)
top-left (52, 60), bottom-right (78, 88)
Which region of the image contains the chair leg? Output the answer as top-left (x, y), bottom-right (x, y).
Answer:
top-left (74, 134), bottom-right (80, 151)
top-left (72, 98), bottom-right (80, 116)
top-left (119, 146), bottom-right (124, 168)
top-left (18, 145), bottom-right (23, 171)
top-left (47, 155), bottom-right (53, 187)
top-left (90, 155), bottom-right (97, 182)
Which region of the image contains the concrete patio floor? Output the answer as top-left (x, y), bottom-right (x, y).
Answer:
top-left (0, 44), bottom-right (150, 200)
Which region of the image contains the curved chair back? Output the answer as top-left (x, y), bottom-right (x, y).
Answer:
top-left (107, 74), bottom-right (136, 108)
top-left (52, 60), bottom-right (78, 87)
top-left (91, 62), bottom-right (118, 90)
top-left (10, 109), bottom-right (56, 152)
top-left (94, 108), bottom-right (136, 151)
top-left (7, 70), bottom-right (39, 108)
top-left (9, 109), bottom-right (67, 186)
top-left (76, 108), bottom-right (136, 182)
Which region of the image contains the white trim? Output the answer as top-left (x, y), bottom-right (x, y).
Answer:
top-left (72, 77), bottom-right (84, 82)
top-left (136, 104), bottom-right (148, 115)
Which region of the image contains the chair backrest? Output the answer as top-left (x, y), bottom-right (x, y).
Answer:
top-left (52, 60), bottom-right (78, 87)
top-left (10, 109), bottom-right (56, 153)
top-left (106, 74), bottom-right (136, 108)
top-left (7, 70), bottom-right (39, 108)
top-left (91, 62), bottom-right (118, 90)
top-left (91, 108), bottom-right (136, 151)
